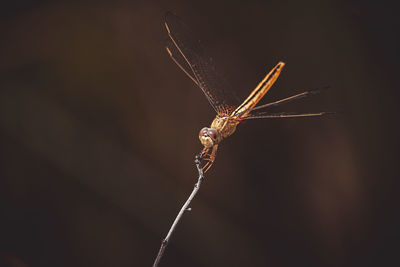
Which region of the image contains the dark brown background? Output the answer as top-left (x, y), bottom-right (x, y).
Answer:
top-left (0, 0), bottom-right (398, 266)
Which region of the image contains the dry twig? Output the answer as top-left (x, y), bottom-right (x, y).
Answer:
top-left (152, 152), bottom-right (205, 267)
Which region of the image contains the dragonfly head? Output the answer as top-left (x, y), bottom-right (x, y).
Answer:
top-left (199, 127), bottom-right (221, 148)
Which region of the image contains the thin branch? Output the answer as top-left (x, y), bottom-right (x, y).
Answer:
top-left (152, 152), bottom-right (205, 267)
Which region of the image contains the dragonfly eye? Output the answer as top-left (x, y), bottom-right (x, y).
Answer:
top-left (207, 128), bottom-right (219, 140)
top-left (199, 127), bottom-right (209, 136)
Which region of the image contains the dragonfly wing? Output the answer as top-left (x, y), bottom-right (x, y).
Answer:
top-left (241, 111), bottom-right (335, 120)
top-left (233, 86), bottom-right (330, 119)
top-left (165, 12), bottom-right (239, 114)
top-left (166, 39), bottom-right (199, 86)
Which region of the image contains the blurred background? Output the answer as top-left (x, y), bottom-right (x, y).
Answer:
top-left (0, 0), bottom-right (398, 266)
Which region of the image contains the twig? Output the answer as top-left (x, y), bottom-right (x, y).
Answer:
top-left (152, 152), bottom-right (205, 267)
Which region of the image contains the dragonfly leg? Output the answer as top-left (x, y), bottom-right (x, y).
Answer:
top-left (202, 145), bottom-right (218, 173)
top-left (198, 147), bottom-right (211, 167)
top-left (200, 147), bottom-right (212, 165)
top-left (199, 147), bottom-right (210, 159)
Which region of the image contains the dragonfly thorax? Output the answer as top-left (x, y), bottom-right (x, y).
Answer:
top-left (210, 115), bottom-right (240, 139)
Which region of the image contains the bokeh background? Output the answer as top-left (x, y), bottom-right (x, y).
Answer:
top-left (0, 0), bottom-right (398, 266)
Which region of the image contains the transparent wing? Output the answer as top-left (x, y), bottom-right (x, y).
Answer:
top-left (166, 39), bottom-right (199, 86)
top-left (165, 12), bottom-right (239, 114)
top-left (241, 111), bottom-right (335, 120)
top-left (234, 87), bottom-right (330, 118)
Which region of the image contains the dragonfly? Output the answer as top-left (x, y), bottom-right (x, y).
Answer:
top-left (165, 12), bottom-right (331, 172)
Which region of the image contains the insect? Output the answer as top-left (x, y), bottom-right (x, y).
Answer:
top-left (165, 12), bottom-right (331, 172)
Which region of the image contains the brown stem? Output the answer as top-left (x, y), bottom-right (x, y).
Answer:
top-left (152, 153), bottom-right (205, 267)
